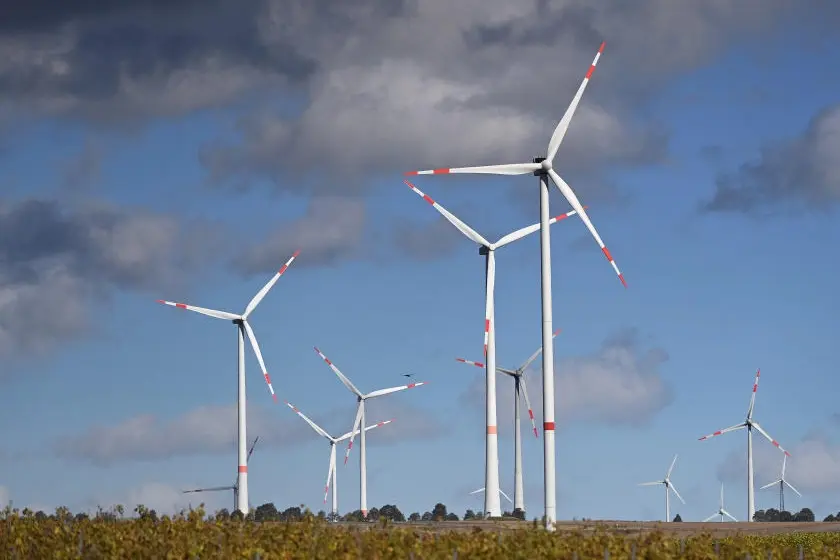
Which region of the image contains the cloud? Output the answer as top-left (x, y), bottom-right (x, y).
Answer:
top-left (234, 196), bottom-right (367, 274)
top-left (59, 140), bottom-right (102, 193)
top-left (459, 328), bottom-right (673, 428)
top-left (703, 103), bottom-right (840, 213)
top-left (391, 215), bottom-right (466, 261)
top-left (0, 198), bottom-right (216, 361)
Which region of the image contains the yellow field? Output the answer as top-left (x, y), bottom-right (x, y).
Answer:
top-left (2, 508), bottom-right (840, 559)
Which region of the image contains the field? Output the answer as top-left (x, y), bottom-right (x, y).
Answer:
top-left (4, 509), bottom-right (840, 559)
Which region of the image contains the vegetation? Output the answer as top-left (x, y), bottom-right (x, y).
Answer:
top-left (2, 503), bottom-right (840, 559)
top-left (752, 508), bottom-right (816, 522)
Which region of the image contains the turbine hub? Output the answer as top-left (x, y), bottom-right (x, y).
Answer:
top-left (540, 158), bottom-right (552, 171)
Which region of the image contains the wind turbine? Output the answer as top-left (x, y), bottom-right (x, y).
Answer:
top-left (157, 250), bottom-right (300, 514)
top-left (698, 369), bottom-right (790, 522)
top-left (470, 487), bottom-right (514, 507)
top-left (703, 484), bottom-right (738, 522)
top-left (404, 42), bottom-right (625, 529)
top-left (284, 401), bottom-right (393, 519)
top-left (455, 329), bottom-right (562, 515)
top-left (182, 436), bottom-right (260, 512)
top-left (760, 455), bottom-right (801, 513)
top-left (638, 454), bottom-right (685, 522)
top-left (405, 180), bottom-right (576, 517)
top-left (313, 347), bottom-right (426, 518)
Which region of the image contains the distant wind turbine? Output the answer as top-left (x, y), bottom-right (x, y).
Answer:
top-left (182, 436), bottom-right (260, 512)
top-left (638, 454), bottom-right (685, 522)
top-left (703, 484), bottom-right (738, 522)
top-left (760, 455), bottom-right (801, 512)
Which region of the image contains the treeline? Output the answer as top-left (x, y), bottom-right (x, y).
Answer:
top-left (752, 508), bottom-right (816, 522)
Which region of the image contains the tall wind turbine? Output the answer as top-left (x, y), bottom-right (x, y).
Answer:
top-left (455, 329), bottom-right (562, 515)
top-left (405, 179), bottom-right (577, 517)
top-left (313, 347), bottom-right (426, 518)
top-left (405, 42), bottom-right (626, 529)
top-left (704, 484), bottom-right (738, 522)
top-left (470, 487), bottom-right (514, 508)
top-left (157, 250), bottom-right (300, 514)
top-left (698, 369), bottom-right (790, 522)
top-left (638, 454), bottom-right (685, 522)
top-left (284, 401), bottom-right (393, 519)
top-left (760, 455), bottom-right (801, 512)
top-left (182, 436), bottom-right (260, 512)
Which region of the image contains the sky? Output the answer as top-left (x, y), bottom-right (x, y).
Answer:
top-left (1, 0), bottom-right (839, 523)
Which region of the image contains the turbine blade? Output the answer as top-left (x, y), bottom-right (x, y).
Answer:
top-left (182, 486), bottom-right (234, 493)
top-left (784, 480), bottom-right (802, 497)
top-left (747, 368), bottom-right (761, 419)
top-left (547, 169), bottom-right (626, 287)
top-left (366, 381), bottom-right (426, 399)
top-left (344, 401), bottom-right (364, 465)
top-left (469, 488), bottom-right (485, 495)
top-left (752, 422), bottom-right (791, 456)
top-left (722, 510), bottom-right (738, 522)
top-left (156, 300), bottom-right (239, 321)
top-left (546, 42), bottom-right (606, 163)
top-left (455, 358), bottom-right (485, 369)
top-left (499, 489), bottom-right (514, 504)
top-left (337, 418), bottom-right (394, 442)
top-left (666, 454), bottom-right (678, 478)
top-left (285, 401), bottom-right (333, 440)
top-left (638, 481), bottom-right (663, 486)
top-left (670, 483), bottom-right (686, 505)
top-left (759, 479), bottom-right (782, 491)
top-left (698, 422), bottom-right (746, 441)
top-left (313, 347), bottom-right (364, 397)
top-left (405, 162), bottom-right (540, 176)
top-left (404, 180), bottom-right (491, 247)
top-left (243, 250), bottom-right (300, 318)
top-left (519, 373), bottom-right (539, 438)
top-left (483, 250), bottom-right (495, 357)
top-left (703, 513), bottom-right (717, 522)
top-left (516, 329), bottom-right (561, 373)
top-left (324, 445), bottom-right (335, 503)
top-left (246, 436), bottom-right (259, 462)
top-left (243, 320), bottom-right (277, 402)
top-left (781, 454), bottom-right (787, 478)
top-left (493, 209), bottom-right (579, 248)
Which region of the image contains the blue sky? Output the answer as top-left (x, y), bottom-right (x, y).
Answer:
top-left (1, 1), bottom-right (839, 523)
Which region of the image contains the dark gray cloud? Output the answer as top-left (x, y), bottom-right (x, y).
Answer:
top-left (0, 198), bottom-right (217, 360)
top-left (703, 103), bottom-right (840, 214)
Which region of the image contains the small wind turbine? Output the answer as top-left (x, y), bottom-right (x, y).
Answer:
top-left (284, 401), bottom-right (393, 519)
top-left (760, 455), bottom-right (801, 512)
top-left (698, 369), bottom-right (790, 522)
top-left (313, 347), bottom-right (426, 518)
top-left (405, 42), bottom-right (625, 529)
top-left (470, 486), bottom-right (513, 507)
top-left (158, 250), bottom-right (300, 513)
top-left (405, 179), bottom-right (577, 517)
top-left (456, 329), bottom-right (561, 515)
top-left (703, 484), bottom-right (738, 522)
top-left (638, 454), bottom-right (685, 522)
top-left (183, 436), bottom-right (260, 512)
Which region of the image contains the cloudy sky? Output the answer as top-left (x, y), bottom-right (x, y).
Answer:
top-left (1, 0), bottom-right (839, 521)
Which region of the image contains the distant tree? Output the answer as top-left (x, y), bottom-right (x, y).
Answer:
top-left (474, 511), bottom-right (485, 520)
top-left (753, 510), bottom-right (765, 522)
top-left (408, 512), bottom-right (421, 522)
top-left (378, 504), bottom-right (405, 522)
top-left (281, 506), bottom-right (302, 521)
top-left (445, 512), bottom-right (458, 521)
top-left (254, 503), bottom-right (279, 521)
top-left (230, 510), bottom-right (245, 521)
top-left (342, 510), bottom-right (365, 522)
top-left (512, 508), bottom-right (526, 520)
top-left (673, 514), bottom-right (682, 522)
top-left (779, 510), bottom-right (793, 522)
top-left (421, 511), bottom-right (433, 521)
top-left (74, 512), bottom-right (89, 523)
top-left (214, 508), bottom-right (231, 521)
top-left (463, 509), bottom-right (476, 521)
top-left (431, 503), bottom-right (447, 521)
top-left (824, 514), bottom-right (837, 522)
top-left (366, 507), bottom-right (380, 521)
top-left (794, 508), bottom-right (815, 522)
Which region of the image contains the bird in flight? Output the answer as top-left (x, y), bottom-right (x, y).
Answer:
top-left (403, 373), bottom-right (414, 378)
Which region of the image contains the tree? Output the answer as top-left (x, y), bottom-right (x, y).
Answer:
top-left (512, 508), bottom-right (526, 520)
top-left (824, 514), bottom-right (837, 522)
top-left (794, 508), bottom-right (815, 522)
top-left (445, 512), bottom-right (458, 521)
top-left (408, 512), bottom-right (420, 522)
top-left (421, 511), bottom-right (432, 521)
top-left (281, 506), bottom-right (302, 521)
top-left (673, 514), bottom-right (682, 522)
top-left (431, 503), bottom-right (447, 521)
top-left (779, 510), bottom-right (793, 522)
top-left (753, 509), bottom-right (765, 522)
top-left (214, 508), bottom-right (231, 521)
top-left (254, 503), bottom-right (279, 522)
top-left (463, 509), bottom-right (476, 521)
top-left (378, 504), bottom-right (405, 522)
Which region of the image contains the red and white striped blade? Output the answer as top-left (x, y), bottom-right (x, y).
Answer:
top-left (324, 445), bottom-right (336, 503)
top-left (344, 401), bottom-right (364, 465)
top-left (747, 368), bottom-right (760, 419)
top-left (404, 180), bottom-right (490, 248)
top-left (483, 250), bottom-right (496, 357)
top-left (751, 422), bottom-right (791, 457)
top-left (493, 209), bottom-right (580, 249)
top-left (517, 328), bottom-right (562, 373)
top-left (698, 422), bottom-right (747, 441)
top-left (243, 250), bottom-right (300, 319)
top-left (365, 382), bottom-right (426, 399)
top-left (156, 299), bottom-right (240, 321)
top-left (548, 169), bottom-right (626, 288)
top-left (405, 162), bottom-right (540, 176)
top-left (546, 42), bottom-right (605, 164)
top-left (337, 418), bottom-right (394, 442)
top-left (313, 347), bottom-right (364, 398)
top-left (519, 373), bottom-right (539, 438)
top-left (455, 358), bottom-right (485, 369)
top-left (285, 400), bottom-right (331, 440)
top-left (243, 320), bottom-right (277, 403)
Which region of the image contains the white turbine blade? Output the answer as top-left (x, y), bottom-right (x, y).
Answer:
top-left (243, 320), bottom-right (277, 402)
top-left (698, 422), bottom-right (746, 441)
top-left (703, 513), bottom-right (718, 522)
top-left (404, 180), bottom-right (491, 247)
top-left (666, 454), bottom-right (678, 478)
top-left (722, 510), bottom-right (738, 522)
top-left (638, 481), bottom-right (663, 486)
top-left (246, 436), bottom-right (259, 462)
top-left (313, 347), bottom-right (364, 397)
top-left (546, 42), bottom-right (605, 164)
top-left (344, 401), bottom-right (364, 465)
top-left (720, 484), bottom-right (725, 508)
top-left (324, 446), bottom-right (335, 504)
top-left (336, 419), bottom-right (394, 442)
top-left (469, 488), bottom-right (485, 495)
top-left (747, 368), bottom-right (761, 419)
top-left (516, 329), bottom-right (561, 373)
top-left (405, 162), bottom-right (540, 176)
top-left (781, 454), bottom-right (787, 478)
top-left (182, 486), bottom-right (234, 493)
top-left (482, 250), bottom-right (495, 357)
top-left (497, 367), bottom-right (517, 376)
top-left (669, 483), bottom-right (686, 505)
top-left (243, 250), bottom-right (300, 318)
top-left (285, 401), bottom-right (332, 440)
top-left (547, 169), bottom-right (626, 287)
top-left (366, 381), bottom-right (426, 399)
top-left (493, 209), bottom-right (579, 249)
top-left (752, 422), bottom-right (791, 456)
top-left (456, 357), bottom-right (486, 369)
top-left (519, 373), bottom-right (539, 438)
top-left (156, 299), bottom-right (240, 321)
top-left (784, 480), bottom-right (802, 497)
top-left (499, 489), bottom-right (514, 504)
top-left (759, 479), bottom-right (781, 491)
